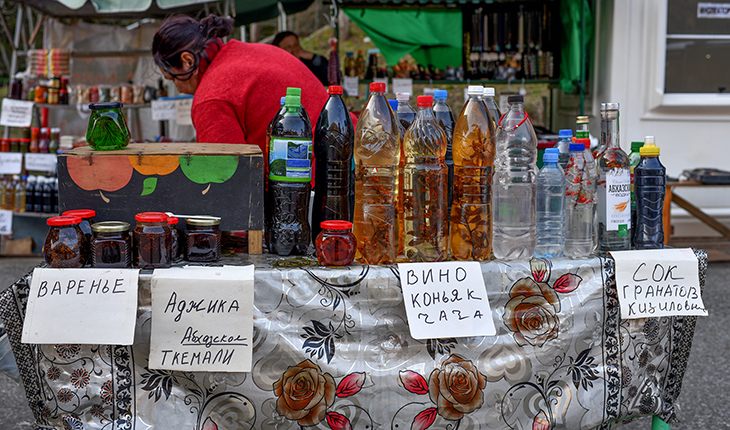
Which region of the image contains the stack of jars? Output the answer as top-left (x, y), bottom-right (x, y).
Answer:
top-left (43, 210), bottom-right (222, 269)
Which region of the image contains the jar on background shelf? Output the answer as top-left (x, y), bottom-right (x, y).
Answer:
top-left (91, 221), bottom-right (132, 268)
top-left (133, 212), bottom-right (172, 269)
top-left (62, 209), bottom-right (96, 266)
top-left (315, 220), bottom-right (356, 266)
top-left (43, 216), bottom-right (84, 268)
top-left (185, 217), bottom-right (222, 263)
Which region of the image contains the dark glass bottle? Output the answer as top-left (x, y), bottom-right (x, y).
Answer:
top-left (41, 178), bottom-right (52, 213)
top-left (312, 85), bottom-right (354, 243)
top-left (633, 137), bottom-right (666, 249)
top-left (25, 176), bottom-right (35, 213)
top-left (33, 177), bottom-right (43, 213)
top-left (268, 91), bottom-right (312, 256)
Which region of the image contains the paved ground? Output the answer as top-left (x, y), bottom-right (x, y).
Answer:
top-left (0, 257), bottom-right (727, 429)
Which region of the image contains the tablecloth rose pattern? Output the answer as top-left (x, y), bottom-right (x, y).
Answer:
top-left (0, 253), bottom-right (706, 429)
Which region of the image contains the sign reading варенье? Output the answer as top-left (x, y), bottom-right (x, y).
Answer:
top-left (149, 266), bottom-right (254, 372)
top-left (611, 248), bottom-right (708, 319)
top-left (22, 268), bottom-right (139, 345)
top-left (398, 261), bottom-right (496, 340)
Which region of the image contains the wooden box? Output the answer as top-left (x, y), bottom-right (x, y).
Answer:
top-left (57, 143), bottom-right (264, 254)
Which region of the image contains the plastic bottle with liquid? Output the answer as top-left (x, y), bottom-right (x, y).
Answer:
top-left (564, 140), bottom-right (598, 257)
top-left (41, 177), bottom-right (52, 213)
top-left (557, 129), bottom-right (573, 170)
top-left (629, 140), bottom-right (643, 241)
top-left (25, 175), bottom-right (35, 213)
top-left (433, 89), bottom-right (455, 208)
top-left (482, 87), bottom-right (501, 128)
top-left (449, 85), bottom-right (495, 260)
top-left (493, 95), bottom-right (538, 259)
top-left (4, 176), bottom-right (16, 210)
top-left (535, 148), bottom-right (564, 258)
top-left (402, 95), bottom-right (449, 261)
top-left (33, 177), bottom-right (43, 213)
top-left (268, 91), bottom-right (313, 256)
top-left (596, 103), bottom-right (631, 252)
top-left (14, 176), bottom-right (25, 213)
top-left (312, 85), bottom-right (354, 243)
top-left (633, 136), bottom-right (666, 249)
top-left (395, 92), bottom-right (416, 130)
top-left (353, 82), bottom-right (401, 264)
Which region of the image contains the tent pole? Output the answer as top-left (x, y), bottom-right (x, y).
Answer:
top-left (5, 6), bottom-right (23, 140)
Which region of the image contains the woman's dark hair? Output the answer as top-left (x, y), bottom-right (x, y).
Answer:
top-left (272, 31), bottom-right (298, 47)
top-left (152, 14), bottom-right (233, 79)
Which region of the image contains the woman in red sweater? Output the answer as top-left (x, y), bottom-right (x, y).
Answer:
top-left (152, 15), bottom-right (328, 151)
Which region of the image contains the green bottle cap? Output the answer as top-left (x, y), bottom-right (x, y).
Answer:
top-left (618, 224), bottom-right (628, 237)
top-left (286, 87), bottom-right (302, 97)
top-left (285, 95), bottom-right (301, 108)
top-left (631, 141), bottom-right (644, 152)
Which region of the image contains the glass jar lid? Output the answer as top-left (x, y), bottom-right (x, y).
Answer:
top-left (186, 217), bottom-right (221, 227)
top-left (167, 216), bottom-right (179, 226)
top-left (92, 221), bottom-right (130, 233)
top-left (321, 220), bottom-right (352, 231)
top-left (135, 212), bottom-right (168, 223)
top-left (63, 209), bottom-right (97, 219)
top-left (47, 216), bottom-right (81, 226)
top-left (89, 102), bottom-right (123, 110)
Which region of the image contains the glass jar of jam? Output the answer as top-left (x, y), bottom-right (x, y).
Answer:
top-left (168, 216), bottom-right (181, 261)
top-left (91, 221), bottom-right (132, 268)
top-left (43, 216), bottom-right (84, 268)
top-left (185, 218), bottom-right (222, 263)
top-left (133, 212), bottom-right (172, 269)
top-left (315, 221), bottom-right (356, 266)
top-left (63, 209), bottom-right (96, 266)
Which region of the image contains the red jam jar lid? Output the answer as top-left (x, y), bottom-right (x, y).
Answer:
top-left (167, 216), bottom-right (179, 226)
top-left (321, 220), bottom-right (353, 231)
top-left (328, 85), bottom-right (343, 95)
top-left (62, 209), bottom-right (96, 219)
top-left (135, 212), bottom-right (169, 223)
top-left (47, 216), bottom-right (81, 226)
top-left (369, 82), bottom-right (385, 93)
top-left (417, 95), bottom-right (433, 107)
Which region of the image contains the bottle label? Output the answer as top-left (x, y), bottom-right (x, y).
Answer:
top-left (598, 168), bottom-right (631, 231)
top-left (269, 137), bottom-right (312, 183)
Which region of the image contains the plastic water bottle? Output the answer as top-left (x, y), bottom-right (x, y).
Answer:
top-left (557, 129), bottom-right (573, 170)
top-left (433, 89), bottom-right (455, 209)
top-left (482, 87), bottom-right (501, 128)
top-left (396, 92), bottom-right (416, 130)
top-left (535, 148), bottom-right (564, 258)
top-left (564, 140), bottom-right (598, 257)
top-left (633, 136), bottom-right (666, 249)
top-left (493, 95), bottom-right (538, 260)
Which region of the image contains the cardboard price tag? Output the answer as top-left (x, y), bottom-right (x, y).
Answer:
top-left (24, 153), bottom-right (57, 172)
top-left (398, 261), bottom-right (496, 339)
top-left (175, 98), bottom-right (193, 126)
top-left (343, 76), bottom-right (359, 97)
top-left (0, 209), bottom-right (12, 235)
top-left (0, 152), bottom-right (23, 175)
top-left (151, 99), bottom-right (177, 121)
top-left (22, 268), bottom-right (140, 345)
top-left (611, 249), bottom-right (707, 319)
top-left (392, 78), bottom-right (414, 97)
top-left (0, 98), bottom-right (34, 127)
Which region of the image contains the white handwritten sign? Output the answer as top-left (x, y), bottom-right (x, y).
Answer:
top-left (698, 2), bottom-right (730, 18)
top-left (0, 209), bottom-right (11, 235)
top-left (0, 98), bottom-right (34, 127)
top-left (392, 78), bottom-right (414, 98)
top-left (151, 99), bottom-right (176, 121)
top-left (611, 248), bottom-right (707, 319)
top-left (0, 152), bottom-right (22, 174)
top-left (343, 76), bottom-right (359, 97)
top-left (175, 97), bottom-right (193, 126)
top-left (398, 262), bottom-right (496, 339)
top-left (24, 153), bottom-right (57, 172)
top-left (22, 268), bottom-right (139, 344)
top-left (149, 266), bottom-right (254, 372)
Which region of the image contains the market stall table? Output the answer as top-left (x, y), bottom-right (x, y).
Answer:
top-left (0, 253), bottom-right (706, 429)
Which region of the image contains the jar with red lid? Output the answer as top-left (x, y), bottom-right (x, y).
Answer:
top-left (133, 212), bottom-right (172, 269)
top-left (63, 209), bottom-right (96, 266)
top-left (315, 220), bottom-right (356, 266)
top-left (43, 216), bottom-right (84, 268)
top-left (168, 216), bottom-right (181, 260)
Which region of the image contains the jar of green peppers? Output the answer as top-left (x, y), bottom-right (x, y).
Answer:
top-left (86, 102), bottom-right (130, 151)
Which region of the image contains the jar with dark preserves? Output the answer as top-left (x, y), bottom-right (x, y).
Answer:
top-left (91, 221), bottom-right (131, 268)
top-left (63, 209), bottom-right (96, 266)
top-left (185, 218), bottom-right (222, 263)
top-left (315, 220), bottom-right (356, 266)
top-left (133, 212), bottom-right (172, 269)
top-left (168, 216), bottom-right (181, 261)
top-left (43, 216), bottom-right (84, 268)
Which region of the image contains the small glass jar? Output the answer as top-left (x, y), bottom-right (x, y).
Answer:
top-left (91, 221), bottom-right (132, 268)
top-left (185, 218), bottom-right (222, 263)
top-left (86, 102), bottom-right (130, 151)
top-left (133, 212), bottom-right (172, 269)
top-left (63, 209), bottom-right (96, 266)
top-left (168, 216), bottom-right (181, 261)
top-left (43, 216), bottom-right (84, 268)
top-left (315, 220), bottom-right (356, 266)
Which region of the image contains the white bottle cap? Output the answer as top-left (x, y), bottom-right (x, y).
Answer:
top-left (396, 92), bottom-right (410, 101)
top-left (483, 87), bottom-right (495, 97)
top-left (644, 135), bottom-right (655, 144)
top-left (467, 85), bottom-right (484, 96)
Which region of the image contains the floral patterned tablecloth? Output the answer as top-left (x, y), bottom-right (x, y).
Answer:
top-left (0, 253), bottom-right (706, 430)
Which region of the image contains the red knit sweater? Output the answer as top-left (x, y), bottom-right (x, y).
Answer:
top-left (192, 40), bottom-right (329, 150)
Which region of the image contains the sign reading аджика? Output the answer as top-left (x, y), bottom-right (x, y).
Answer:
top-left (22, 268), bottom-right (139, 344)
top-left (149, 266), bottom-right (254, 372)
top-left (611, 248), bottom-right (708, 319)
top-left (398, 261), bottom-right (496, 340)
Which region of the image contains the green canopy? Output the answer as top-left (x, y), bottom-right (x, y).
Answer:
top-left (17, 0), bottom-right (218, 18)
top-left (344, 8), bottom-right (462, 69)
top-left (560, 0), bottom-right (593, 95)
top-left (234, 0), bottom-right (315, 25)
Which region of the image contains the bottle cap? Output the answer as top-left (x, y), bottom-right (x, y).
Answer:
top-left (600, 102), bottom-right (620, 111)
top-left (328, 85), bottom-right (343, 95)
top-left (569, 142), bottom-right (585, 152)
top-left (284, 94), bottom-right (301, 108)
top-left (396, 92), bottom-right (410, 102)
top-left (467, 85), bottom-right (484, 96)
top-left (135, 212), bottom-right (168, 223)
top-left (483, 87), bottom-right (496, 97)
top-left (559, 129), bottom-right (573, 139)
top-left (543, 148), bottom-right (559, 163)
top-left (47, 216), bottom-right (81, 227)
top-left (286, 87), bottom-right (301, 97)
top-left (62, 209), bottom-right (96, 219)
top-left (631, 141), bottom-right (643, 152)
top-left (167, 216), bottom-right (179, 226)
top-left (417, 95), bottom-right (433, 107)
top-left (321, 220), bottom-right (352, 230)
top-left (640, 136), bottom-right (660, 156)
top-left (433, 89), bottom-right (448, 101)
top-left (508, 95), bottom-right (524, 104)
top-left (576, 115), bottom-right (590, 124)
top-left (388, 99), bottom-right (398, 111)
top-left (369, 82), bottom-right (386, 93)
top-left (279, 96), bottom-right (286, 106)
top-left (579, 138), bottom-right (591, 149)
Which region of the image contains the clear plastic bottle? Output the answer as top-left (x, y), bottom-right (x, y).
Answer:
top-left (353, 82), bottom-right (401, 264)
top-left (14, 175), bottom-right (25, 213)
top-left (493, 95), bottom-right (538, 260)
top-left (629, 140), bottom-right (643, 242)
top-left (4, 175), bottom-right (16, 210)
top-left (396, 92), bottom-right (416, 130)
top-left (596, 103), bottom-right (631, 252)
top-left (449, 85), bottom-right (495, 261)
top-left (557, 129), bottom-right (573, 170)
top-left (402, 95), bottom-right (449, 262)
top-left (433, 89), bottom-right (455, 209)
top-left (564, 140), bottom-right (598, 258)
top-left (535, 148), bottom-right (564, 258)
top-left (482, 87), bottom-right (501, 129)
top-left (633, 136), bottom-right (666, 249)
